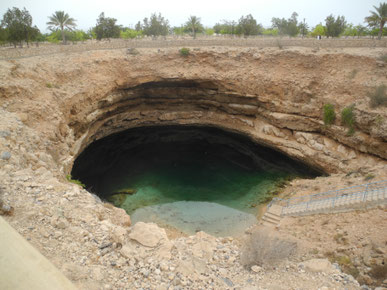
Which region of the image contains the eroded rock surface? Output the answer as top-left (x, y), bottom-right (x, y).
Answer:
top-left (0, 46), bottom-right (386, 289)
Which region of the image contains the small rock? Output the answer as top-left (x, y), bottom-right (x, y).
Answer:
top-left (0, 202), bottom-right (14, 216)
top-left (111, 226), bottom-right (127, 244)
top-left (221, 277), bottom-right (234, 287)
top-left (251, 265), bottom-right (263, 273)
top-left (56, 220), bottom-right (67, 229)
top-left (140, 268), bottom-right (150, 277)
top-left (1, 151), bottom-right (11, 160)
top-left (0, 131), bottom-right (10, 138)
top-left (218, 268), bottom-right (228, 276)
top-left (160, 262), bottom-right (169, 271)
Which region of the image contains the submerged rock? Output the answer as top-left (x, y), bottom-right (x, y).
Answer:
top-left (107, 194), bottom-right (126, 207)
top-left (131, 201), bottom-right (257, 237)
top-left (107, 189), bottom-right (136, 207)
top-left (112, 188), bottom-right (137, 195)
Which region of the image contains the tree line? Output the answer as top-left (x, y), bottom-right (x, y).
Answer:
top-left (0, 2), bottom-right (386, 47)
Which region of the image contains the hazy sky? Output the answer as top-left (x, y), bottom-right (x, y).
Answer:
top-left (0, 0), bottom-right (382, 32)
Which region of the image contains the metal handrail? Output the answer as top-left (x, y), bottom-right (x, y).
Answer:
top-left (269, 180), bottom-right (387, 214)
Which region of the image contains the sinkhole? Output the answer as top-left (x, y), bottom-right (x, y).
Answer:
top-left (72, 125), bottom-right (322, 236)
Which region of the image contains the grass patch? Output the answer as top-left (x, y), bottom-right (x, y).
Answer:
top-left (341, 105), bottom-right (356, 136)
top-left (309, 248), bottom-right (319, 255)
top-left (179, 47), bottom-right (190, 57)
top-left (374, 115), bottom-right (384, 127)
top-left (364, 173), bottom-right (375, 181)
top-left (46, 82), bottom-right (59, 89)
top-left (66, 174), bottom-right (85, 188)
top-left (334, 233), bottom-right (349, 245)
top-left (325, 252), bottom-right (359, 278)
top-left (378, 54), bottom-right (387, 62)
top-left (368, 85), bottom-right (387, 108)
top-left (323, 103), bottom-right (336, 126)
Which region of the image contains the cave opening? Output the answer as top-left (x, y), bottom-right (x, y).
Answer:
top-left (72, 125), bottom-right (322, 236)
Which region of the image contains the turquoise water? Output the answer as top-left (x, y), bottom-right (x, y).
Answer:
top-left (72, 126), bottom-right (319, 236)
top-left (101, 157), bottom-right (286, 214)
top-left (93, 146), bottom-right (288, 236)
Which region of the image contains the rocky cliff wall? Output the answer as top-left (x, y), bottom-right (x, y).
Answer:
top-left (0, 46), bottom-right (386, 178)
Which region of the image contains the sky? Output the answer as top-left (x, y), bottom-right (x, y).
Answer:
top-left (0, 0), bottom-right (382, 33)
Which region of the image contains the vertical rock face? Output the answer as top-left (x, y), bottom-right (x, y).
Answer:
top-left (0, 48), bottom-right (386, 176)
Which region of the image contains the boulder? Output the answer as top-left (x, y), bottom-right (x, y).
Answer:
top-left (110, 207), bottom-right (131, 227)
top-left (111, 225), bottom-right (128, 244)
top-left (129, 222), bottom-right (168, 248)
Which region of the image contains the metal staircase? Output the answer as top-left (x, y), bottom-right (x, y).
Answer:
top-left (264, 180), bottom-right (387, 221)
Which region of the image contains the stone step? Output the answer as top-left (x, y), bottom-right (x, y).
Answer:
top-left (267, 204), bottom-right (283, 216)
top-left (264, 212), bottom-right (281, 222)
top-left (262, 215), bottom-right (280, 225)
top-left (262, 205), bottom-right (283, 227)
top-left (262, 219), bottom-right (278, 227)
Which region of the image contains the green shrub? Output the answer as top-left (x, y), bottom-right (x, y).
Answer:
top-left (368, 85), bottom-right (387, 108)
top-left (341, 105), bottom-right (355, 135)
top-left (66, 174), bottom-right (85, 188)
top-left (379, 54), bottom-right (387, 63)
top-left (127, 48), bottom-right (139, 55)
top-left (323, 103), bottom-right (336, 126)
top-left (364, 173), bottom-right (375, 181)
top-left (325, 252), bottom-right (359, 278)
top-left (46, 82), bottom-right (59, 89)
top-left (179, 47), bottom-right (190, 57)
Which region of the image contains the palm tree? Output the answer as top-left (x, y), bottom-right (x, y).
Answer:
top-left (365, 2), bottom-right (387, 40)
top-left (185, 16), bottom-right (203, 39)
top-left (47, 11), bottom-right (76, 44)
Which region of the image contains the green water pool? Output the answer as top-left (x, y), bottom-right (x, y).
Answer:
top-left (72, 126), bottom-right (320, 236)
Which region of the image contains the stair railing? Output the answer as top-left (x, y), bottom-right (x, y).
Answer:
top-left (268, 179), bottom-right (387, 216)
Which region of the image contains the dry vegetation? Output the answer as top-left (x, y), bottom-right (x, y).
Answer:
top-left (240, 227), bottom-right (297, 268)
